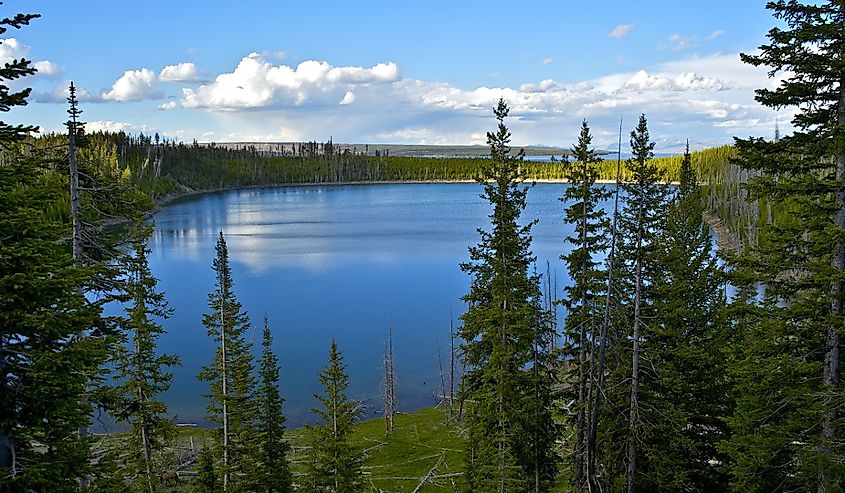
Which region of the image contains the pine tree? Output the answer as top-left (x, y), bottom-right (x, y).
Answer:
top-left (303, 340), bottom-right (364, 493)
top-left (723, 2), bottom-right (845, 489)
top-left (0, 9), bottom-right (116, 490)
top-left (0, 144), bottom-right (107, 491)
top-left (559, 120), bottom-right (611, 492)
top-left (459, 99), bottom-right (557, 492)
top-left (615, 114), bottom-right (670, 493)
top-left (193, 445), bottom-right (219, 493)
top-left (255, 315), bottom-right (292, 493)
top-left (640, 144), bottom-right (729, 491)
top-left (198, 232), bottom-right (257, 492)
top-left (111, 234), bottom-right (181, 493)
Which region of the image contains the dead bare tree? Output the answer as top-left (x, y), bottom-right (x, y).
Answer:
top-left (587, 116), bottom-right (623, 491)
top-left (383, 320), bottom-right (397, 433)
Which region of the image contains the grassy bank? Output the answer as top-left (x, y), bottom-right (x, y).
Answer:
top-left (96, 407), bottom-right (468, 492)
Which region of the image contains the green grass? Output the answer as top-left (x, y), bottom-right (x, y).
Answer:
top-left (288, 407), bottom-right (465, 492)
top-left (100, 407), bottom-right (465, 492)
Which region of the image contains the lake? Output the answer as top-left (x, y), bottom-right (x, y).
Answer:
top-left (142, 182), bottom-right (585, 428)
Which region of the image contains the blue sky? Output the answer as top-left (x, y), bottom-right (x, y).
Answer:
top-left (12, 1), bottom-right (784, 152)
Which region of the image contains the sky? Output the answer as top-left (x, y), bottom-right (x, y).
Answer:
top-left (11, 1), bottom-right (789, 152)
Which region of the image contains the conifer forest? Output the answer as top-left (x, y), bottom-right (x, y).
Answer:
top-left (4, 2), bottom-right (845, 492)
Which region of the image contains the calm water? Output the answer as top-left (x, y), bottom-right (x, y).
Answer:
top-left (143, 183), bottom-right (582, 427)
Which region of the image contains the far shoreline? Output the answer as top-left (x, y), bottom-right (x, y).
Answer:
top-left (151, 178), bottom-right (681, 214)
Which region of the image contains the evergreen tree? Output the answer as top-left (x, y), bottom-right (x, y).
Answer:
top-left (0, 9), bottom-right (116, 491)
top-left (255, 315), bottom-right (292, 493)
top-left (723, 1), bottom-right (845, 489)
top-left (559, 120), bottom-right (611, 492)
top-left (193, 445), bottom-right (219, 493)
top-left (459, 99), bottom-right (557, 492)
top-left (198, 232), bottom-right (257, 492)
top-left (111, 234), bottom-right (181, 493)
top-left (0, 142), bottom-right (106, 491)
top-left (606, 114), bottom-right (670, 492)
top-left (303, 340), bottom-right (364, 493)
top-left (640, 144), bottom-right (729, 491)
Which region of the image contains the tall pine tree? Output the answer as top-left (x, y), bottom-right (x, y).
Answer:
top-left (459, 99), bottom-right (557, 492)
top-left (198, 232), bottom-right (257, 493)
top-left (0, 9), bottom-right (114, 490)
top-left (303, 340), bottom-right (364, 493)
top-left (559, 120), bottom-right (611, 492)
top-left (640, 144), bottom-right (729, 491)
top-left (723, 1), bottom-right (845, 489)
top-left (111, 234), bottom-right (181, 493)
top-left (602, 115), bottom-right (670, 493)
top-left (255, 315), bottom-right (292, 493)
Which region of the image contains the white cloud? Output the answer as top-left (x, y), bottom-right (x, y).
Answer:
top-left (609, 24), bottom-right (634, 39)
top-left (542, 58), bottom-right (554, 65)
top-left (75, 50), bottom-right (780, 151)
top-left (0, 37), bottom-right (27, 61)
top-left (0, 38), bottom-right (62, 79)
top-left (86, 120), bottom-right (136, 133)
top-left (708, 29), bottom-right (725, 40)
top-left (34, 60), bottom-right (62, 78)
top-left (620, 70), bottom-right (732, 92)
top-left (661, 30), bottom-right (724, 51)
top-left (159, 62), bottom-right (199, 82)
top-left (102, 68), bottom-right (159, 101)
top-left (520, 79), bottom-right (566, 93)
top-left (181, 53), bottom-right (399, 109)
top-left (665, 34), bottom-right (691, 51)
top-left (33, 82), bottom-right (98, 103)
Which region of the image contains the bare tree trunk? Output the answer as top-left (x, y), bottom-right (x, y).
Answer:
top-left (140, 420), bottom-right (155, 493)
top-left (499, 296), bottom-right (507, 493)
top-left (68, 84), bottom-right (89, 490)
top-left (449, 310), bottom-right (456, 421)
top-left (220, 283), bottom-right (229, 493)
top-left (68, 100), bottom-right (82, 264)
top-left (588, 116), bottom-right (623, 491)
top-left (384, 321), bottom-right (397, 433)
top-left (136, 320), bottom-right (155, 493)
top-left (626, 203), bottom-right (645, 493)
top-left (575, 158), bottom-right (590, 493)
top-left (821, 26), bottom-right (845, 490)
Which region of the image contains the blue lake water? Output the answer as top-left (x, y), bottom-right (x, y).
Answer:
top-left (142, 183), bottom-right (586, 428)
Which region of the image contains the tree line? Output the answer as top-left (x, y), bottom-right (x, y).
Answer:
top-left (4, 1), bottom-right (845, 492)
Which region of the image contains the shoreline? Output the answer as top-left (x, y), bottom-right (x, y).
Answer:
top-left (150, 178), bottom-right (681, 212)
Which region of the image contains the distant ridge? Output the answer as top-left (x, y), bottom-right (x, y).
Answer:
top-left (204, 142), bottom-right (570, 158)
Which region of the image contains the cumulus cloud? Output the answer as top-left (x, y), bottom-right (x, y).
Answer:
top-left (33, 82), bottom-right (98, 103)
top-left (520, 79), bottom-right (567, 93)
top-left (87, 120), bottom-right (137, 133)
top-left (0, 37), bottom-right (27, 61)
top-left (609, 24), bottom-right (634, 39)
top-left (0, 38), bottom-right (62, 79)
top-left (159, 62), bottom-right (199, 82)
top-left (71, 49), bottom-right (779, 151)
top-left (542, 58), bottom-right (554, 65)
top-left (181, 53), bottom-right (399, 109)
top-left (102, 68), bottom-right (159, 101)
top-left (34, 60), bottom-right (62, 78)
top-left (619, 70), bottom-right (732, 92)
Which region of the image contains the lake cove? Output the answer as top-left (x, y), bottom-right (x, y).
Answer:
top-left (146, 182), bottom-right (597, 427)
